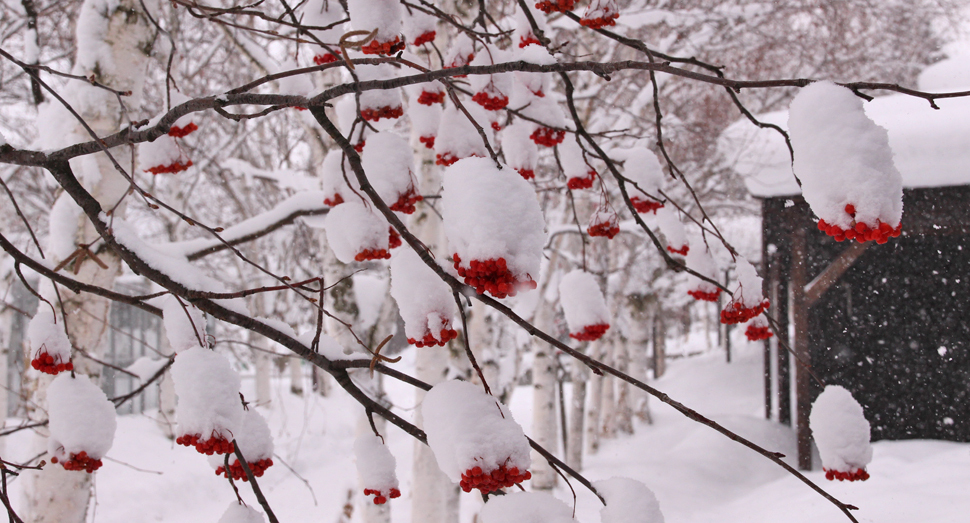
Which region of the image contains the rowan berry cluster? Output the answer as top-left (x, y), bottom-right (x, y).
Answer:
top-left (408, 326), bottom-right (459, 348)
top-left (390, 188), bottom-right (423, 214)
top-left (630, 196), bottom-right (663, 214)
top-left (436, 152), bottom-right (460, 166)
top-left (818, 204), bottom-right (902, 244)
top-left (472, 90), bottom-right (510, 111)
top-left (517, 168), bottom-right (535, 180)
top-left (581, 13), bottom-right (619, 29)
top-left (176, 433), bottom-right (235, 455)
top-left (419, 135), bottom-right (435, 149)
top-left (745, 323), bottom-right (773, 341)
top-left (535, 0), bottom-right (575, 14)
top-left (567, 171), bottom-right (597, 190)
top-left (666, 244), bottom-right (689, 256)
top-left (147, 159), bottom-right (193, 175)
top-left (168, 122), bottom-right (198, 138)
top-left (363, 487), bottom-right (401, 505)
top-left (570, 323), bottom-right (610, 342)
top-left (360, 37), bottom-right (405, 56)
top-left (313, 52), bottom-right (340, 65)
top-left (353, 141), bottom-right (366, 153)
top-left (355, 248), bottom-right (391, 262)
top-left (413, 31), bottom-right (436, 46)
top-left (324, 193), bottom-right (344, 207)
top-left (588, 220), bottom-right (619, 239)
top-left (417, 90), bottom-right (445, 105)
top-left (453, 254), bottom-right (537, 299)
top-left (388, 227), bottom-right (402, 249)
top-left (720, 299), bottom-right (770, 324)
top-left (687, 288), bottom-right (721, 302)
top-left (215, 457), bottom-right (274, 481)
top-left (530, 127), bottom-right (565, 147)
top-left (361, 106), bottom-right (404, 122)
top-left (519, 35), bottom-right (541, 48)
top-left (31, 351), bottom-right (73, 375)
top-left (459, 464), bottom-right (532, 494)
top-left (824, 467), bottom-right (869, 482)
top-left (51, 451), bottom-right (102, 473)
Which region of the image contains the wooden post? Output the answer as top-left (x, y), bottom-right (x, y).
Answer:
top-left (790, 228), bottom-right (813, 471)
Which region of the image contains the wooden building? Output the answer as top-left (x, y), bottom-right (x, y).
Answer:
top-left (723, 64), bottom-right (970, 469)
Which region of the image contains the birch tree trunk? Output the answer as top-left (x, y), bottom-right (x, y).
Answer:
top-left (22, 1), bottom-right (158, 520)
top-left (156, 335), bottom-right (177, 439)
top-left (598, 336), bottom-right (617, 440)
top-left (566, 356), bottom-right (586, 470)
top-left (612, 334), bottom-right (634, 435)
top-left (585, 344), bottom-right (602, 454)
top-left (288, 355), bottom-right (304, 395)
top-left (626, 295), bottom-right (653, 424)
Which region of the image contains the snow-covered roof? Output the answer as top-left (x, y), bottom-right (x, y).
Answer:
top-left (721, 51), bottom-right (970, 198)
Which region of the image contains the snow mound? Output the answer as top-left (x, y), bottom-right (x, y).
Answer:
top-left (171, 347), bottom-right (243, 454)
top-left (810, 385), bottom-right (873, 479)
top-left (47, 374), bottom-right (117, 471)
top-left (27, 307), bottom-right (73, 374)
top-left (559, 270), bottom-right (611, 341)
top-left (389, 247), bottom-right (458, 347)
top-left (594, 477), bottom-right (665, 523)
top-left (355, 433), bottom-right (401, 504)
top-left (323, 201), bottom-right (390, 263)
top-left (218, 502), bottom-right (265, 523)
top-left (480, 491), bottom-right (576, 523)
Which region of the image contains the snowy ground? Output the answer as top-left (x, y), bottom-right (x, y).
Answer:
top-left (4, 339), bottom-right (968, 522)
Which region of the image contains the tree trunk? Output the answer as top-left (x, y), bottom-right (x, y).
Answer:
top-left (612, 335), bottom-right (634, 435)
top-left (598, 337), bottom-right (616, 440)
top-left (531, 294), bottom-right (559, 490)
top-left (288, 355), bottom-right (304, 395)
top-left (253, 336), bottom-right (272, 407)
top-left (585, 346), bottom-right (602, 454)
top-left (156, 334), bottom-right (176, 439)
top-left (626, 298), bottom-right (652, 424)
top-left (566, 357), bottom-right (586, 470)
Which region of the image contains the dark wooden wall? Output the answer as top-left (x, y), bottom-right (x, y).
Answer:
top-left (762, 186), bottom-right (970, 442)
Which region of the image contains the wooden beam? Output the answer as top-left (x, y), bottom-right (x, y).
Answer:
top-left (790, 228), bottom-right (813, 471)
top-left (804, 241), bottom-right (870, 305)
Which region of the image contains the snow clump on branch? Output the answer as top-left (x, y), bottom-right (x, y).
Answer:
top-left (421, 380), bottom-right (532, 494)
top-left (162, 295), bottom-right (207, 353)
top-left (324, 201), bottom-right (392, 262)
top-left (361, 131), bottom-right (422, 213)
top-left (27, 308), bottom-right (73, 374)
top-left (355, 434), bottom-right (401, 504)
top-left (390, 247), bottom-right (459, 347)
top-left (442, 157), bottom-right (545, 298)
top-left (559, 270), bottom-right (611, 341)
top-left (810, 385), bottom-right (873, 481)
top-left (348, 0), bottom-right (404, 55)
top-left (211, 409), bottom-right (274, 481)
top-left (788, 81), bottom-right (903, 244)
top-left (685, 243), bottom-right (720, 302)
top-left (171, 347), bottom-right (243, 456)
top-left (594, 477), bottom-right (665, 523)
top-left (617, 147), bottom-right (665, 214)
top-left (434, 104), bottom-right (493, 166)
top-left (47, 374), bottom-right (117, 473)
top-left (720, 258), bottom-right (769, 324)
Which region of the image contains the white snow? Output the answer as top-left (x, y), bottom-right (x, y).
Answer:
top-left (323, 201), bottom-right (390, 263)
top-left (47, 193), bottom-right (82, 261)
top-left (138, 134), bottom-right (191, 174)
top-left (389, 247), bottom-right (457, 344)
top-left (480, 491), bottom-right (576, 523)
top-left (361, 131), bottom-right (421, 211)
top-left (348, 0), bottom-right (402, 45)
top-left (218, 502), bottom-right (265, 523)
top-left (558, 270), bottom-right (610, 333)
top-left (469, 46), bottom-right (513, 110)
top-left (171, 347), bottom-right (243, 446)
top-left (618, 147), bottom-right (664, 200)
top-left (810, 385), bottom-right (873, 473)
top-left (444, 33), bottom-right (476, 70)
top-left (594, 477), bottom-right (665, 523)
top-left (27, 307), bottom-right (72, 366)
top-left (435, 105), bottom-right (493, 164)
top-left (402, 5), bottom-right (436, 45)
top-left (518, 44), bottom-right (557, 66)
top-left (407, 99), bottom-right (441, 147)
top-left (441, 157), bottom-right (546, 283)
top-left (652, 206), bottom-right (687, 254)
top-left (210, 408), bottom-right (274, 470)
top-left (684, 242), bottom-right (719, 298)
top-left (788, 81), bottom-right (902, 230)
top-left (733, 257), bottom-right (765, 310)
top-left (559, 136), bottom-right (593, 182)
top-left (47, 373), bottom-right (117, 462)
top-left (162, 295), bottom-right (207, 353)
top-left (513, 2), bottom-right (547, 49)
top-left (501, 120), bottom-right (539, 178)
top-left (420, 380), bottom-right (531, 483)
top-left (354, 433), bottom-right (399, 493)
top-left (124, 356), bottom-right (169, 382)
top-left (322, 150), bottom-right (354, 206)
top-left (357, 64), bottom-right (403, 119)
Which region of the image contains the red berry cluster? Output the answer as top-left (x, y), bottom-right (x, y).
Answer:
top-left (313, 52), bottom-right (341, 65)
top-left (517, 168), bottom-right (535, 180)
top-left (519, 35), bottom-right (541, 48)
top-left (31, 351), bottom-right (73, 375)
top-left (360, 37), bottom-right (405, 56)
top-left (720, 299), bottom-right (769, 325)
top-left (567, 171), bottom-right (597, 190)
top-left (530, 127), bottom-right (565, 147)
top-left (453, 253), bottom-right (537, 299)
top-left (355, 248), bottom-right (391, 262)
top-left (324, 193), bottom-right (344, 207)
top-left (413, 31), bottom-right (436, 46)
top-left (535, 0), bottom-right (575, 14)
top-left (666, 244), bottom-right (689, 256)
top-left (363, 487), bottom-right (401, 505)
top-left (147, 159), bottom-right (193, 175)
top-left (436, 152), bottom-right (459, 166)
top-left (51, 451), bottom-right (102, 473)
top-left (570, 323), bottom-right (610, 342)
top-left (388, 227), bottom-right (402, 249)
top-left (409, 327), bottom-right (459, 348)
top-left (818, 204), bottom-right (902, 244)
top-left (824, 467), bottom-right (869, 482)
top-left (419, 135), bottom-right (435, 149)
top-left (168, 122), bottom-right (198, 138)
top-left (745, 323), bottom-right (773, 341)
top-left (580, 13), bottom-right (619, 29)
top-left (176, 433), bottom-right (235, 456)
top-left (630, 196), bottom-right (663, 214)
top-left (472, 91), bottom-right (510, 111)
top-left (588, 221), bottom-right (619, 239)
top-left (390, 188), bottom-right (423, 214)
top-left (444, 54), bottom-right (475, 78)
top-left (460, 464), bottom-right (531, 494)
top-left (491, 121), bottom-right (503, 132)
top-left (353, 141), bottom-right (366, 153)
top-left (215, 457), bottom-right (274, 481)
top-left (687, 288), bottom-right (721, 302)
top-left (418, 90), bottom-right (446, 105)
top-left (361, 105), bottom-right (404, 122)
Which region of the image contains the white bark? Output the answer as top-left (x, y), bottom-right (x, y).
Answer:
top-left (613, 335), bottom-right (634, 435)
top-left (599, 336), bottom-right (616, 440)
top-left (156, 335), bottom-right (176, 439)
top-left (530, 300), bottom-right (558, 490)
top-left (254, 338), bottom-right (272, 407)
top-left (357, 379), bottom-right (391, 523)
top-left (566, 359), bottom-right (586, 470)
top-left (626, 298), bottom-right (653, 424)
top-left (0, 306), bottom-right (11, 453)
top-left (585, 349), bottom-right (602, 454)
top-left (288, 355), bottom-right (304, 395)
